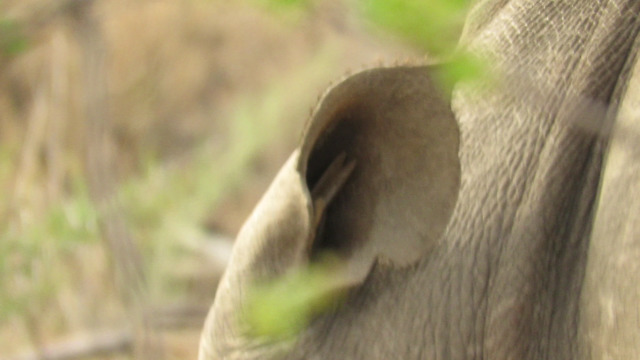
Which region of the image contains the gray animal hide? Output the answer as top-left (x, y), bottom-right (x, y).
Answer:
top-left (580, 33), bottom-right (640, 359)
top-left (200, 0), bottom-right (640, 359)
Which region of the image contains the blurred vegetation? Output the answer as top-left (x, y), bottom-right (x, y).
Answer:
top-left (361, 0), bottom-right (469, 53)
top-left (0, 0), bottom-right (483, 357)
top-left (244, 255), bottom-right (347, 340)
top-left (0, 18), bottom-right (27, 57)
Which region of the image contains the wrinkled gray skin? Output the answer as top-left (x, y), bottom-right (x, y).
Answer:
top-left (200, 1), bottom-right (640, 359)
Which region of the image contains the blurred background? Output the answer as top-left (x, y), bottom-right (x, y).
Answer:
top-left (0, 0), bottom-right (469, 358)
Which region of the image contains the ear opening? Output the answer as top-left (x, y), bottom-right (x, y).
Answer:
top-left (305, 112), bottom-right (363, 192)
top-left (304, 106), bottom-right (371, 258)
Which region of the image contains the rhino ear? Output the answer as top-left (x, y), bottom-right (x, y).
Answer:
top-left (198, 67), bottom-right (461, 357)
top-left (297, 66), bottom-right (461, 282)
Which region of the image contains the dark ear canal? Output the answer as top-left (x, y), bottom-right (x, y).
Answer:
top-left (305, 109), bottom-right (367, 256)
top-left (306, 106), bottom-right (367, 259)
top-left (298, 66), bottom-right (461, 270)
top-left (305, 113), bottom-right (362, 192)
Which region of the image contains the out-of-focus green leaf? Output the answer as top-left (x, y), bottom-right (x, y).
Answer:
top-left (360, 0), bottom-right (470, 54)
top-left (361, 0), bottom-right (494, 89)
top-left (243, 255), bottom-right (348, 340)
top-left (0, 18), bottom-right (28, 57)
top-left (251, 0), bottom-right (312, 21)
top-left (433, 52), bottom-right (492, 91)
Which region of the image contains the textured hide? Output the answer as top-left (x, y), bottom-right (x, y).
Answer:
top-left (200, 0), bottom-right (640, 359)
top-left (579, 34), bottom-right (640, 359)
